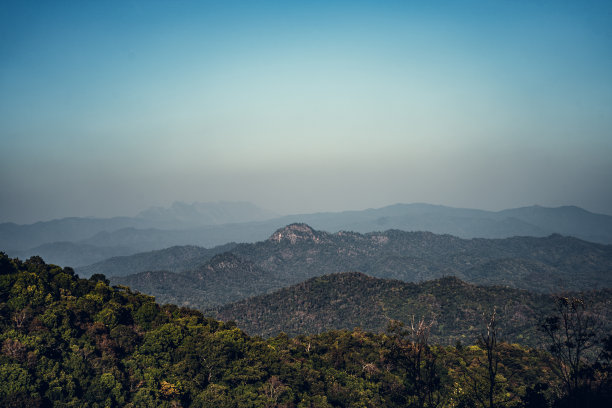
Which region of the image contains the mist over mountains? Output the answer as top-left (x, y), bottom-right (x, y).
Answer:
top-left (2, 201), bottom-right (612, 268)
top-left (0, 201), bottom-right (275, 250)
top-left (134, 201), bottom-right (279, 228)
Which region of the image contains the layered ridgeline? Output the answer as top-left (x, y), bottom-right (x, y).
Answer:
top-left (5, 203), bottom-right (612, 268)
top-left (5, 253), bottom-right (600, 407)
top-left (1, 201), bottom-right (277, 267)
top-left (215, 272), bottom-right (612, 344)
top-left (108, 224), bottom-right (612, 310)
top-left (78, 243), bottom-right (237, 278)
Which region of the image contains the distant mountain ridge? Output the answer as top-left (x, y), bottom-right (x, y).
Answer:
top-left (0, 201), bottom-right (277, 250)
top-left (136, 201), bottom-right (279, 227)
top-left (108, 224), bottom-right (612, 311)
top-left (1, 201), bottom-right (278, 266)
top-left (4, 202), bottom-right (612, 267)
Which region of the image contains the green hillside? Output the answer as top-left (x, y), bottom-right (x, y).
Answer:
top-left (215, 272), bottom-right (612, 345)
top-left (3, 253), bottom-right (611, 407)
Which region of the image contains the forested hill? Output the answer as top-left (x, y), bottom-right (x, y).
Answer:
top-left (108, 224), bottom-right (612, 311)
top-left (231, 224), bottom-right (612, 292)
top-left (6, 253), bottom-right (610, 407)
top-left (77, 242), bottom-right (237, 278)
top-left (112, 252), bottom-right (284, 310)
top-left (215, 272), bottom-right (612, 345)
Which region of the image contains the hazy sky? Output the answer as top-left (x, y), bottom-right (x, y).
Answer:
top-left (1, 0), bottom-right (612, 223)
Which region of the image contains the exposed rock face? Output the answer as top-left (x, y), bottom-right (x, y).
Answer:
top-left (269, 223), bottom-right (329, 244)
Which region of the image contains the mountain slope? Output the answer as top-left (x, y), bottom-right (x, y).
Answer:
top-left (77, 242), bottom-right (237, 277)
top-left (110, 224), bottom-right (612, 312)
top-left (0, 216), bottom-right (148, 251)
top-left (111, 252), bottom-right (283, 309)
top-left (229, 224), bottom-right (612, 292)
top-left (216, 272), bottom-right (612, 345)
top-left (110, 270), bottom-right (206, 308)
top-left (498, 205), bottom-right (612, 244)
top-left (182, 252), bottom-right (284, 306)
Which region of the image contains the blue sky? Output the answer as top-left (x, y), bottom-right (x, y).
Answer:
top-left (1, 0), bottom-right (612, 222)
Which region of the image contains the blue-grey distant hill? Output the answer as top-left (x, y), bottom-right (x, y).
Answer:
top-left (3, 202), bottom-right (612, 267)
top-left (0, 201), bottom-right (277, 250)
top-left (10, 241), bottom-right (135, 268)
top-left (1, 201), bottom-right (277, 266)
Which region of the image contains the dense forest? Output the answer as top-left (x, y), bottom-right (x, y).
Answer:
top-left (215, 272), bottom-right (612, 345)
top-left (1, 252), bottom-right (611, 407)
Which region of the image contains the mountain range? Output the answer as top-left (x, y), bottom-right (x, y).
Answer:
top-left (4, 202), bottom-right (612, 268)
top-left (1, 201), bottom-right (276, 265)
top-left (106, 224), bottom-right (612, 313)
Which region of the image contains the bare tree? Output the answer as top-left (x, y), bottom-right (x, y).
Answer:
top-left (480, 309), bottom-right (500, 408)
top-left (462, 308), bottom-right (514, 408)
top-left (541, 295), bottom-right (601, 398)
top-left (12, 308), bottom-right (29, 329)
top-left (388, 316), bottom-right (443, 408)
top-left (262, 376), bottom-right (288, 408)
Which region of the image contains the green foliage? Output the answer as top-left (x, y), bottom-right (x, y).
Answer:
top-left (0, 254), bottom-right (608, 407)
top-left (216, 272), bottom-right (612, 347)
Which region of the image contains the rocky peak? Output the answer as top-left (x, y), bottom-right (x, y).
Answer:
top-left (269, 223), bottom-right (327, 244)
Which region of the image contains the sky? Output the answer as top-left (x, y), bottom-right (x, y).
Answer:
top-left (1, 0), bottom-right (612, 223)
